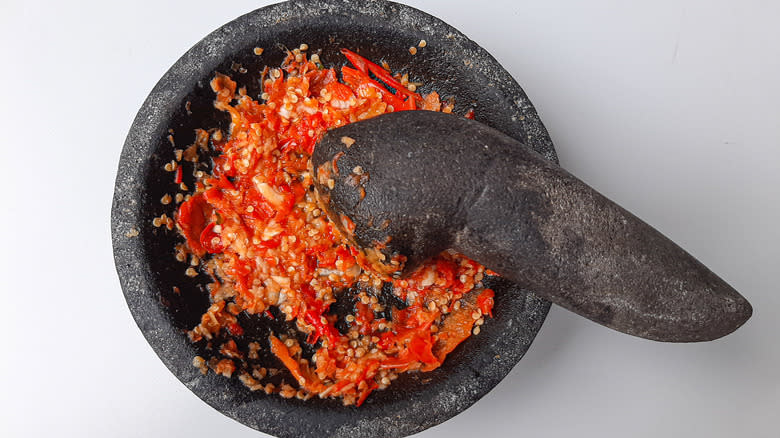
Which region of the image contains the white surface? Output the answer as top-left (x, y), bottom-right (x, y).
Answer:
top-left (1, 0), bottom-right (778, 437)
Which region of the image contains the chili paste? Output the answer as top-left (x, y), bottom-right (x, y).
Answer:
top-left (174, 46), bottom-right (494, 406)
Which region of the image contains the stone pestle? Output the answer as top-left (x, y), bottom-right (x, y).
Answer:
top-left (311, 110), bottom-right (752, 342)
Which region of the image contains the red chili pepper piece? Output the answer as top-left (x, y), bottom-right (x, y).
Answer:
top-left (176, 193), bottom-right (211, 257)
top-left (341, 48), bottom-right (368, 72)
top-left (435, 259), bottom-right (457, 289)
top-left (402, 96), bottom-right (416, 110)
top-left (477, 288), bottom-right (495, 318)
top-left (299, 284), bottom-right (339, 346)
top-left (279, 138), bottom-right (299, 154)
top-left (257, 235), bottom-right (282, 249)
top-left (228, 322), bottom-right (244, 337)
top-left (304, 308), bottom-right (339, 346)
top-left (409, 335), bottom-right (439, 365)
top-left (342, 66), bottom-right (408, 111)
top-left (199, 222), bottom-right (224, 254)
top-left (377, 331), bottom-right (395, 350)
top-left (325, 80), bottom-right (356, 102)
top-left (356, 382), bottom-right (378, 407)
top-left (308, 68), bottom-right (337, 95)
top-left (341, 49), bottom-right (421, 101)
top-left (174, 165), bottom-right (183, 184)
top-left (218, 174), bottom-right (236, 191)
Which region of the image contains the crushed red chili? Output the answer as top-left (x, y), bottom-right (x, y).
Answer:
top-left (477, 288), bottom-right (495, 318)
top-left (176, 46), bottom-right (491, 406)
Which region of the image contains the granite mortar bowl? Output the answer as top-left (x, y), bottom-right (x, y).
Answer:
top-left (111, 1), bottom-right (557, 436)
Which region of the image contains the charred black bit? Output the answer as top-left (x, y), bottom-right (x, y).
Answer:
top-left (374, 281), bottom-right (408, 321)
top-left (331, 287), bottom-right (359, 335)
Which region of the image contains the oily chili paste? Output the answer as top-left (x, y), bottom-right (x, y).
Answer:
top-left (174, 46), bottom-right (494, 406)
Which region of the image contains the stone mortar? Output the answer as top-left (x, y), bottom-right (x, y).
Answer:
top-left (112, 1), bottom-right (555, 436)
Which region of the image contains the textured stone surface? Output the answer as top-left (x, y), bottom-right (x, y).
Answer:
top-left (111, 1), bottom-right (556, 437)
top-left (313, 110), bottom-right (752, 343)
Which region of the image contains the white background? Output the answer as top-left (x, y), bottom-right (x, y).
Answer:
top-left (1, 1), bottom-right (778, 437)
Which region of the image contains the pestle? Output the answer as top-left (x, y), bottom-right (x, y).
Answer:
top-left (311, 110), bottom-right (752, 342)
